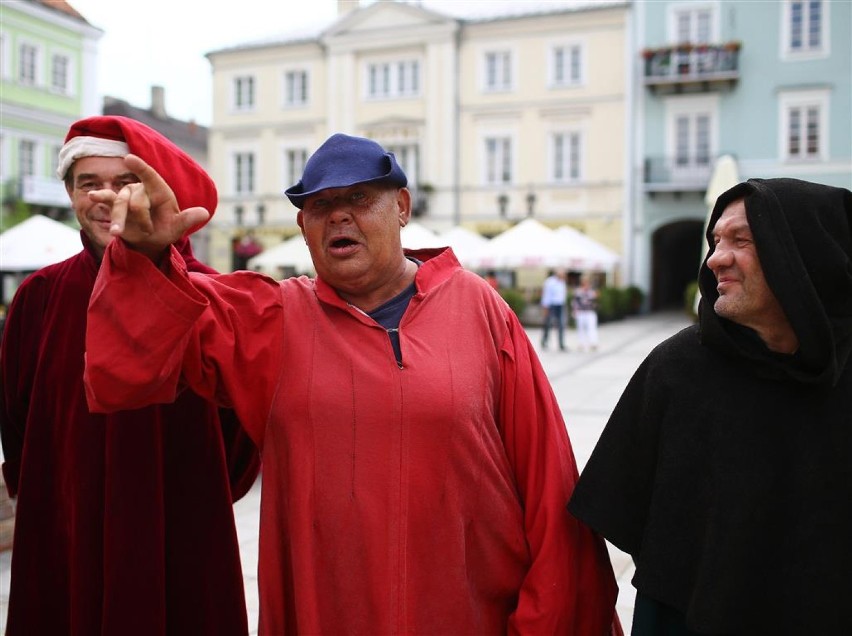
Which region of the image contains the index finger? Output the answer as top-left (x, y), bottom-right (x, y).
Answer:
top-left (123, 154), bottom-right (176, 209)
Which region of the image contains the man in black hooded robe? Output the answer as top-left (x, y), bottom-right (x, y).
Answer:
top-left (568, 178), bottom-right (852, 635)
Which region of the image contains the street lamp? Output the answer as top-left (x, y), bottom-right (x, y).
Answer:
top-left (526, 191), bottom-right (536, 217)
top-left (497, 193), bottom-right (509, 218)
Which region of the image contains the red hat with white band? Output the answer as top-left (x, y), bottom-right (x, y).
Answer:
top-left (57, 115), bottom-right (217, 233)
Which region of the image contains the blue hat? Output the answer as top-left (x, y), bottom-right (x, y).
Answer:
top-left (285, 133), bottom-right (408, 208)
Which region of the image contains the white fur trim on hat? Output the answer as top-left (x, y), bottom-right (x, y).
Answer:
top-left (56, 136), bottom-right (130, 179)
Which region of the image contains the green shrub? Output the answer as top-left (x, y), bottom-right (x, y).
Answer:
top-left (597, 286), bottom-right (624, 323)
top-left (684, 280), bottom-right (700, 321)
top-left (499, 288), bottom-right (527, 318)
top-left (625, 285), bottom-right (645, 314)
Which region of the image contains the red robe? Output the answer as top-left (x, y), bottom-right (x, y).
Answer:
top-left (0, 234), bottom-right (260, 636)
top-left (85, 242), bottom-right (619, 635)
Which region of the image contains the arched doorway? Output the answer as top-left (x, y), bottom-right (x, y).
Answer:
top-left (650, 220), bottom-right (704, 310)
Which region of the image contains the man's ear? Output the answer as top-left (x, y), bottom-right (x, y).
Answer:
top-left (296, 210), bottom-right (305, 233)
top-left (397, 188), bottom-right (412, 227)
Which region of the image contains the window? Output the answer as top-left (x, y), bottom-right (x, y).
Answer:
top-left (675, 8), bottom-right (712, 43)
top-left (0, 33), bottom-right (9, 79)
top-left (284, 70), bottom-right (308, 106)
top-left (19, 43), bottom-right (38, 85)
top-left (552, 132), bottom-right (582, 182)
top-left (397, 60), bottom-right (419, 96)
top-left (367, 60), bottom-right (419, 98)
top-left (779, 89), bottom-right (828, 161)
top-left (51, 144), bottom-right (62, 177)
top-left (284, 148), bottom-right (308, 188)
top-left (19, 139), bottom-right (37, 177)
top-left (485, 137), bottom-right (512, 185)
top-left (385, 143), bottom-right (419, 185)
top-left (665, 94), bottom-right (718, 183)
top-left (784, 0), bottom-right (827, 55)
top-left (552, 44), bottom-right (582, 87)
top-left (674, 114), bottom-right (711, 167)
top-left (234, 152), bottom-right (255, 194)
top-left (233, 76), bottom-right (255, 111)
top-left (51, 53), bottom-right (70, 93)
top-left (484, 51), bottom-right (512, 92)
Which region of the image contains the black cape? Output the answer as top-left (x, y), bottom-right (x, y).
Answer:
top-left (569, 178), bottom-right (852, 635)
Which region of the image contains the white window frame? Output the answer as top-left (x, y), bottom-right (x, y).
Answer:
top-left (365, 58), bottom-right (420, 100)
top-left (282, 145), bottom-right (309, 190)
top-left (667, 2), bottom-right (718, 44)
top-left (781, 0), bottom-right (829, 60)
top-left (231, 150), bottom-right (256, 195)
top-left (664, 94), bottom-right (719, 179)
top-left (481, 134), bottom-right (514, 185)
top-left (18, 138), bottom-right (39, 177)
top-left (0, 32), bottom-right (10, 79)
top-left (778, 88), bottom-right (829, 162)
top-left (549, 40), bottom-right (585, 88)
top-left (283, 69), bottom-right (309, 107)
top-left (49, 49), bottom-right (74, 95)
top-left (385, 142), bottom-right (420, 185)
top-left (18, 40), bottom-right (41, 86)
top-left (482, 49), bottom-right (514, 93)
top-left (51, 143), bottom-right (63, 178)
top-left (232, 75), bottom-right (256, 112)
top-left (550, 130), bottom-right (583, 183)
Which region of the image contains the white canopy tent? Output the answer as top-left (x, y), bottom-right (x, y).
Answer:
top-left (554, 226), bottom-right (620, 271)
top-left (247, 234), bottom-right (314, 275)
top-left (465, 218), bottom-right (619, 272)
top-left (401, 221), bottom-right (441, 249)
top-left (437, 226), bottom-right (489, 265)
top-left (0, 215), bottom-right (81, 272)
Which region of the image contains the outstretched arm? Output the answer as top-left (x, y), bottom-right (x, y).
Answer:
top-left (89, 154), bottom-right (210, 263)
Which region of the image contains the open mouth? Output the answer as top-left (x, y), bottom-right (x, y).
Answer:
top-left (331, 237), bottom-right (358, 248)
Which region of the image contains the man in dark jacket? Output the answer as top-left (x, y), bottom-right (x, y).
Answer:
top-left (569, 178), bottom-right (852, 635)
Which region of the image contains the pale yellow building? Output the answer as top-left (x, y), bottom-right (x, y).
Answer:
top-left (205, 0), bottom-right (630, 275)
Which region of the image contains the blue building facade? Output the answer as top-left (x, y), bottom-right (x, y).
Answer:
top-left (629, 0), bottom-right (851, 309)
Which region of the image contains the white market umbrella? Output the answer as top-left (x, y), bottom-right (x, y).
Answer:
top-left (554, 225), bottom-right (621, 272)
top-left (401, 221), bottom-right (441, 249)
top-left (247, 234), bottom-right (314, 274)
top-left (468, 218), bottom-right (567, 270)
top-left (0, 215), bottom-right (81, 272)
top-left (437, 226), bottom-right (489, 267)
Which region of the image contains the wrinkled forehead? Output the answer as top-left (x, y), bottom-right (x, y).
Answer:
top-left (711, 197), bottom-right (750, 236)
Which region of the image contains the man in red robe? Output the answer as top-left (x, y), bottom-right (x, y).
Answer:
top-left (0, 116), bottom-right (260, 635)
top-left (83, 133), bottom-right (621, 634)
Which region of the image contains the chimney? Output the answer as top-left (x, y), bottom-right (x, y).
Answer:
top-left (151, 85), bottom-right (167, 119)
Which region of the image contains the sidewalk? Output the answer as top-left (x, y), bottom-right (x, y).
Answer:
top-left (1, 310), bottom-right (693, 633)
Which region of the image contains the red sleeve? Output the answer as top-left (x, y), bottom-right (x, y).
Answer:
top-left (0, 275), bottom-right (46, 497)
top-left (499, 311), bottom-right (620, 635)
top-left (84, 239), bottom-right (285, 449)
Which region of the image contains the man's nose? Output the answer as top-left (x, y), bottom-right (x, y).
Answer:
top-left (707, 245), bottom-right (731, 271)
top-left (327, 201), bottom-right (354, 221)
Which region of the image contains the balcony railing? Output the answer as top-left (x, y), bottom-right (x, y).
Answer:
top-left (644, 155), bottom-right (714, 195)
top-left (642, 42), bottom-right (741, 92)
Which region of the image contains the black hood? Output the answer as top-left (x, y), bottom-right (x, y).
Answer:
top-left (698, 178), bottom-right (852, 385)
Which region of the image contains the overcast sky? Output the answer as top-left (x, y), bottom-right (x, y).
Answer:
top-left (67, 0), bottom-right (598, 126)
